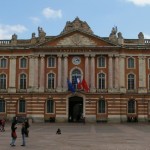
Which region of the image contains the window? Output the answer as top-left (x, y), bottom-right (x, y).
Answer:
top-left (0, 58), bottom-right (7, 68)
top-left (47, 99), bottom-right (54, 113)
top-left (149, 75), bottom-right (150, 90)
top-left (48, 73), bottom-right (55, 89)
top-left (128, 57), bottom-right (134, 68)
top-left (0, 99), bottom-right (5, 112)
top-left (98, 99), bottom-right (106, 113)
top-left (98, 73), bottom-right (105, 89)
top-left (19, 99), bottom-right (26, 113)
top-left (20, 74), bottom-right (26, 89)
top-left (0, 74), bottom-right (6, 89)
top-left (98, 56), bottom-right (105, 67)
top-left (148, 59), bottom-right (150, 69)
top-left (20, 58), bottom-right (27, 68)
top-left (48, 56), bottom-right (55, 67)
top-left (71, 69), bottom-right (82, 89)
top-left (128, 99), bottom-right (135, 113)
top-left (128, 74), bottom-right (135, 90)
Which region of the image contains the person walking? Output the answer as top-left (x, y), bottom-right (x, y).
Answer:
top-left (21, 123), bottom-right (26, 146)
top-left (24, 119), bottom-right (30, 137)
top-left (10, 121), bottom-right (17, 146)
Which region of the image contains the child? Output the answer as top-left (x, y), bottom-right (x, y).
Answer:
top-left (56, 128), bottom-right (61, 134)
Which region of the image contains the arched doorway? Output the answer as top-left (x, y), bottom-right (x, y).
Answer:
top-left (68, 96), bottom-right (83, 122)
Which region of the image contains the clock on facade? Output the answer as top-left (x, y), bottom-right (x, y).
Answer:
top-left (72, 56), bottom-right (81, 65)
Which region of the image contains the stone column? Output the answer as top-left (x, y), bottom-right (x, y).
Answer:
top-left (138, 56), bottom-right (147, 93)
top-left (28, 55), bottom-right (35, 92)
top-left (63, 54), bottom-right (68, 92)
top-left (8, 56), bottom-right (16, 93)
top-left (56, 54), bottom-right (62, 92)
top-left (84, 54), bottom-right (90, 85)
top-left (119, 55), bottom-right (126, 93)
top-left (108, 54), bottom-right (113, 92)
top-left (90, 54), bottom-right (96, 92)
top-left (34, 55), bottom-right (39, 92)
top-left (39, 55), bottom-right (45, 92)
top-left (114, 55), bottom-right (119, 90)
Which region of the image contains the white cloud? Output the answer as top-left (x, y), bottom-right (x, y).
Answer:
top-left (42, 7), bottom-right (62, 19)
top-left (30, 17), bottom-right (41, 24)
top-left (125, 0), bottom-right (150, 6)
top-left (0, 24), bottom-right (27, 39)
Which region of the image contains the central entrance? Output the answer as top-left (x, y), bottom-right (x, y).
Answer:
top-left (68, 96), bottom-right (83, 122)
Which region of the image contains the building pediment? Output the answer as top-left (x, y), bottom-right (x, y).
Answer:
top-left (39, 30), bottom-right (115, 47)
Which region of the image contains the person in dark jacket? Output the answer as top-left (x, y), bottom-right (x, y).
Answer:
top-left (24, 119), bottom-right (30, 137)
top-left (21, 123), bottom-right (26, 146)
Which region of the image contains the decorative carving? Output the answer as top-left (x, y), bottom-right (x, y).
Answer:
top-left (138, 32), bottom-right (144, 44)
top-left (109, 26), bottom-right (118, 43)
top-left (118, 32), bottom-right (123, 39)
top-left (38, 27), bottom-right (46, 42)
top-left (61, 17), bottom-right (93, 34)
top-left (57, 33), bottom-right (96, 46)
top-left (11, 34), bottom-right (17, 45)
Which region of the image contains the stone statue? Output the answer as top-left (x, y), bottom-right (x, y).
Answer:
top-left (38, 27), bottom-right (46, 42)
top-left (111, 26), bottom-right (117, 35)
top-left (138, 32), bottom-right (144, 39)
top-left (12, 34), bottom-right (17, 41)
top-left (118, 32), bottom-right (123, 39)
top-left (32, 32), bottom-right (36, 38)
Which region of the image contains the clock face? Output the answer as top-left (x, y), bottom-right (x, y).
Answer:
top-left (72, 56), bottom-right (81, 65)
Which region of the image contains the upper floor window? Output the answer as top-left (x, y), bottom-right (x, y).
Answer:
top-left (128, 57), bottom-right (134, 68)
top-left (20, 57), bottom-right (27, 68)
top-left (48, 73), bottom-right (55, 89)
top-left (19, 99), bottom-right (26, 113)
top-left (149, 74), bottom-right (150, 90)
top-left (71, 69), bottom-right (82, 89)
top-left (98, 56), bottom-right (106, 68)
top-left (48, 56), bottom-right (56, 68)
top-left (20, 74), bottom-right (27, 89)
top-left (128, 99), bottom-right (136, 114)
top-left (46, 99), bottom-right (54, 113)
top-left (98, 99), bottom-right (106, 113)
top-left (128, 74), bottom-right (135, 90)
top-left (0, 58), bottom-right (7, 68)
top-left (148, 58), bottom-right (150, 69)
top-left (0, 74), bottom-right (6, 89)
top-left (98, 73), bottom-right (105, 89)
top-left (0, 99), bottom-right (5, 112)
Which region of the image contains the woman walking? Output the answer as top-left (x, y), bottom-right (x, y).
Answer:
top-left (10, 121), bottom-right (17, 146)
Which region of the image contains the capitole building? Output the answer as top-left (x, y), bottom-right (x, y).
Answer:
top-left (0, 17), bottom-right (150, 123)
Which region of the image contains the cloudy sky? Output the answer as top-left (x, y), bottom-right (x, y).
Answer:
top-left (0, 0), bottom-right (150, 39)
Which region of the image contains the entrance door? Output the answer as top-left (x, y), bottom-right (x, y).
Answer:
top-left (68, 96), bottom-right (83, 122)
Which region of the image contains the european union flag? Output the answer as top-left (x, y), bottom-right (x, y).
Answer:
top-left (67, 78), bottom-right (75, 93)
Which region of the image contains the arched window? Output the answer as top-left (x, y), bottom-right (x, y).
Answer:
top-left (98, 99), bottom-right (106, 113)
top-left (19, 99), bottom-right (26, 113)
top-left (98, 73), bottom-right (105, 89)
top-left (0, 99), bottom-right (5, 112)
top-left (20, 74), bottom-right (27, 89)
top-left (71, 69), bottom-right (82, 89)
top-left (20, 58), bottom-right (27, 68)
top-left (128, 74), bottom-right (135, 90)
top-left (48, 73), bottom-right (55, 89)
top-left (128, 57), bottom-right (134, 68)
top-left (98, 56), bottom-right (105, 67)
top-left (128, 99), bottom-right (136, 113)
top-left (0, 74), bottom-right (6, 89)
top-left (46, 99), bottom-right (54, 113)
top-left (0, 58), bottom-right (7, 68)
top-left (48, 56), bottom-right (55, 67)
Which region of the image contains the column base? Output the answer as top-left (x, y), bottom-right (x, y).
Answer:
top-left (90, 88), bottom-right (96, 93)
top-left (56, 87), bottom-right (62, 92)
top-left (120, 87), bottom-right (126, 93)
top-left (138, 87), bottom-right (147, 93)
top-left (8, 87), bottom-right (16, 93)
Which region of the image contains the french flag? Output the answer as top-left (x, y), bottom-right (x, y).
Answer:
top-left (75, 77), bottom-right (82, 89)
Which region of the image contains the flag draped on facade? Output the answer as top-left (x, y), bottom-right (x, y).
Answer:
top-left (82, 78), bottom-right (89, 92)
top-left (67, 78), bottom-right (75, 93)
top-left (75, 76), bottom-right (82, 89)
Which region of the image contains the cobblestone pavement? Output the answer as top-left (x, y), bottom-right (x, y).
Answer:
top-left (1, 122), bottom-right (150, 150)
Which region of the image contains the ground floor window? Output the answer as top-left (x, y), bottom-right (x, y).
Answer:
top-left (128, 99), bottom-right (136, 113)
top-left (19, 99), bottom-right (26, 113)
top-left (98, 99), bottom-right (106, 113)
top-left (0, 99), bottom-right (5, 112)
top-left (46, 99), bottom-right (54, 113)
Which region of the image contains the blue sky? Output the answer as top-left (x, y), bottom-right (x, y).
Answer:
top-left (0, 0), bottom-right (150, 39)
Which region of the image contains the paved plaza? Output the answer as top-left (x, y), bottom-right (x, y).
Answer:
top-left (0, 122), bottom-right (150, 150)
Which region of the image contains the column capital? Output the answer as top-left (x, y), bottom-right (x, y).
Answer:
top-left (138, 56), bottom-right (146, 60)
top-left (84, 54), bottom-right (90, 57)
top-left (119, 54), bottom-right (126, 59)
top-left (57, 54), bottom-right (62, 58)
top-left (9, 56), bottom-right (17, 59)
top-left (63, 54), bottom-right (68, 57)
top-left (90, 54), bottom-right (96, 57)
top-left (40, 54), bottom-right (45, 58)
top-left (108, 54), bottom-right (114, 57)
